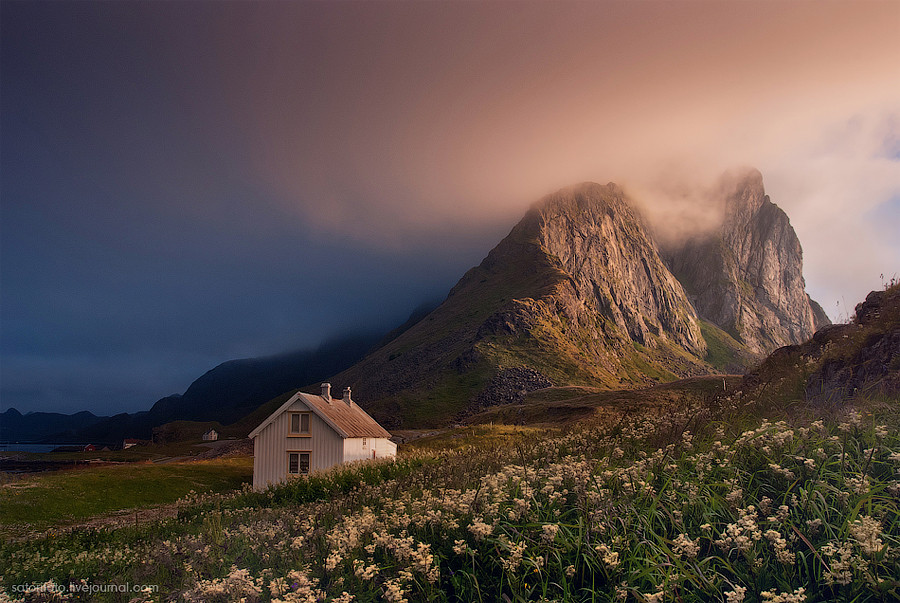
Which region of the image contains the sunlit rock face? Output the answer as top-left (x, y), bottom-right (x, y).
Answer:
top-left (332, 170), bottom-right (827, 426)
top-left (522, 182), bottom-right (706, 356)
top-left (662, 168), bottom-right (829, 355)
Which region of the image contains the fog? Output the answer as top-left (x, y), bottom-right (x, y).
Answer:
top-left (220, 1), bottom-right (899, 311)
top-left (2, 1), bottom-right (898, 414)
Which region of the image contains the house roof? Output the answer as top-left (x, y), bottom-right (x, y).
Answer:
top-left (248, 391), bottom-right (392, 440)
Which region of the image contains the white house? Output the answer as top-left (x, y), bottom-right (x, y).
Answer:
top-left (202, 429), bottom-right (218, 441)
top-left (248, 383), bottom-right (397, 490)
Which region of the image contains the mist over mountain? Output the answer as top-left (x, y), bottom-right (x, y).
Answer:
top-left (19, 332), bottom-right (386, 443)
top-left (661, 168), bottom-right (830, 354)
top-left (6, 169), bottom-right (830, 440)
top-left (332, 170), bottom-right (826, 428)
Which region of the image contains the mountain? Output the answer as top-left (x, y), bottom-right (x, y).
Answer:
top-left (65, 332), bottom-right (384, 442)
top-left (0, 408), bottom-right (106, 442)
top-left (331, 174), bottom-right (826, 428)
top-left (662, 169), bottom-right (830, 354)
top-left (32, 169), bottom-right (827, 439)
top-left (739, 283), bottom-right (899, 408)
top-left (332, 183), bottom-right (707, 427)
top-left (148, 332), bottom-right (384, 425)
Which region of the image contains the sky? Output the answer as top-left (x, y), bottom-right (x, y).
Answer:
top-left (2, 1), bottom-right (898, 416)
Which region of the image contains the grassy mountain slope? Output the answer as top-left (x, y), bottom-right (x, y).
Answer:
top-left (330, 209), bottom-right (568, 427)
top-left (332, 184), bottom-right (720, 428)
top-left (738, 283), bottom-right (900, 412)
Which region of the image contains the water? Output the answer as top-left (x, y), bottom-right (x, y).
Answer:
top-left (0, 443), bottom-right (84, 453)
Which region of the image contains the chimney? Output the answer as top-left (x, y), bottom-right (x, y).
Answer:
top-left (342, 387), bottom-right (352, 406)
top-left (321, 383), bottom-right (331, 401)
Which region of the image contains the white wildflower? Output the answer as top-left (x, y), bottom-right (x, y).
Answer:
top-left (849, 515), bottom-right (884, 556)
top-left (542, 523), bottom-right (560, 544)
top-left (725, 585), bottom-right (746, 603)
top-left (595, 543), bottom-right (620, 569)
top-left (672, 533), bottom-right (699, 558)
top-left (468, 517), bottom-right (493, 541)
top-left (760, 586), bottom-right (806, 603)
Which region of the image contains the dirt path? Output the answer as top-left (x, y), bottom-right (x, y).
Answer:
top-left (5, 501), bottom-right (184, 543)
top-left (65, 502), bottom-right (183, 532)
top-left (390, 429), bottom-right (450, 444)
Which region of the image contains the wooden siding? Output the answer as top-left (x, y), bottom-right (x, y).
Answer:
top-left (252, 398), bottom-right (344, 490)
top-left (376, 438), bottom-right (398, 459)
top-left (343, 437), bottom-right (397, 463)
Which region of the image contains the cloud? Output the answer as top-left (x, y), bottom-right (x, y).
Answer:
top-left (196, 2), bottom-right (897, 250)
top-left (198, 2), bottom-right (898, 319)
top-left (750, 105), bottom-right (900, 318)
top-left (3, 1), bottom-right (898, 414)
top-left (37, 0), bottom-right (884, 314)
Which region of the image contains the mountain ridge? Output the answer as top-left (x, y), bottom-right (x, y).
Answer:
top-left (35, 333), bottom-right (384, 443)
top-left (662, 168), bottom-right (829, 353)
top-left (10, 169), bottom-right (829, 439)
top-left (331, 171), bottom-right (827, 427)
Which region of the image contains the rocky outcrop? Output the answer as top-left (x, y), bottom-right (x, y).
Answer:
top-left (805, 288), bottom-right (900, 402)
top-left (528, 183), bottom-right (707, 356)
top-left (466, 368), bottom-right (554, 414)
top-left (741, 284), bottom-right (900, 406)
top-left (663, 169), bottom-right (829, 355)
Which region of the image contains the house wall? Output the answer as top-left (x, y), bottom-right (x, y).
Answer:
top-left (343, 437), bottom-right (397, 462)
top-left (252, 398), bottom-right (344, 490)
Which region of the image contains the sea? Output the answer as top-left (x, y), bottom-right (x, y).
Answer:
top-left (0, 443), bottom-right (82, 453)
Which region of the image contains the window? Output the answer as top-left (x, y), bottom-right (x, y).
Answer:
top-left (288, 452), bottom-right (310, 475)
top-left (289, 412), bottom-right (310, 435)
top-left (362, 437), bottom-right (367, 447)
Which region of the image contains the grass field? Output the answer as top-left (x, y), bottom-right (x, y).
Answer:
top-left (2, 390), bottom-right (898, 602)
top-left (0, 456), bottom-right (251, 535)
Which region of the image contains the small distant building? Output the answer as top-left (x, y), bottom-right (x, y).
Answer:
top-left (248, 384), bottom-right (397, 490)
top-left (202, 429), bottom-right (219, 441)
top-left (122, 438), bottom-right (141, 449)
top-left (51, 443), bottom-right (97, 452)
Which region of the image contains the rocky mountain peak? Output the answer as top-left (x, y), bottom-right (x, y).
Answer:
top-left (329, 171), bottom-right (825, 427)
top-left (518, 182), bottom-right (706, 356)
top-left (664, 168), bottom-right (829, 354)
top-left (720, 167), bottom-right (767, 224)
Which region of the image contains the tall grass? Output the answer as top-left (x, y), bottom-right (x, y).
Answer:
top-left (2, 402), bottom-right (898, 602)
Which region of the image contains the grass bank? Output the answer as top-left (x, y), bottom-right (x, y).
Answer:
top-left (0, 457), bottom-right (251, 534)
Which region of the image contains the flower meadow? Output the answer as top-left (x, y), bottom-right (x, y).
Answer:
top-left (2, 403), bottom-right (899, 602)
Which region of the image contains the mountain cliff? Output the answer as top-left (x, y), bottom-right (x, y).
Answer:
top-left (334, 183), bottom-right (720, 427)
top-left (532, 183), bottom-right (706, 355)
top-left (332, 174), bottom-right (827, 427)
top-left (662, 169), bottom-right (830, 354)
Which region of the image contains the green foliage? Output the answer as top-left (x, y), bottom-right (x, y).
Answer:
top-left (3, 401), bottom-right (900, 602)
top-left (699, 319), bottom-right (757, 372)
top-left (0, 457), bottom-right (251, 533)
